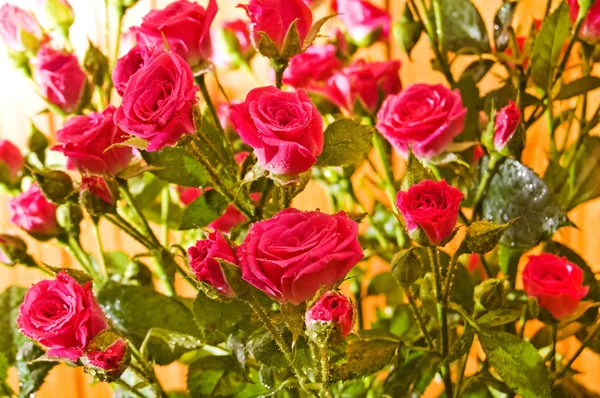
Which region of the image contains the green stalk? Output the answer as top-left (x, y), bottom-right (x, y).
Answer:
top-left (273, 59), bottom-right (289, 89)
top-left (106, 5), bottom-right (125, 104)
top-left (470, 154), bottom-right (503, 223)
top-left (113, 380), bottom-right (146, 398)
top-left (161, 186), bottom-right (170, 246)
top-left (405, 288), bottom-right (435, 349)
top-left (415, 0), bottom-right (454, 84)
top-left (118, 180), bottom-right (160, 247)
top-left (195, 74), bottom-right (234, 157)
top-left (550, 323), bottom-right (558, 373)
top-left (319, 345), bottom-right (332, 397)
top-left (443, 248), bottom-right (463, 301)
top-left (64, 235), bottom-right (100, 282)
top-left (92, 219), bottom-right (108, 280)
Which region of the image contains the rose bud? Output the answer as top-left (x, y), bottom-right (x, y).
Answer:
top-left (523, 253), bottom-right (589, 321)
top-left (474, 278), bottom-right (507, 311)
top-left (0, 234), bottom-right (32, 267)
top-left (9, 184), bottom-right (60, 239)
top-left (567, 0), bottom-right (600, 44)
top-left (239, 0), bottom-right (312, 56)
top-left (32, 46), bottom-right (87, 114)
top-left (377, 84), bottom-right (467, 158)
top-left (0, 140), bottom-right (24, 185)
top-left (238, 209), bottom-right (364, 305)
top-left (493, 100), bottom-right (521, 154)
top-left (332, 0), bottom-right (391, 47)
top-left (131, 0), bottom-right (217, 69)
top-left (52, 105), bottom-right (133, 175)
top-left (230, 86), bottom-right (324, 176)
top-left (35, 0), bottom-right (74, 32)
top-left (114, 52), bottom-right (198, 152)
top-left (0, 4), bottom-right (44, 54)
top-left (321, 59), bottom-right (401, 115)
top-left (188, 231), bottom-right (239, 298)
top-left (17, 271), bottom-right (108, 361)
top-left (112, 44), bottom-right (165, 97)
top-left (391, 248), bottom-right (422, 287)
top-left (80, 176), bottom-right (118, 217)
top-left (305, 292), bottom-right (355, 345)
top-left (82, 330), bottom-right (130, 382)
top-left (211, 19), bottom-right (255, 69)
top-left (283, 44), bottom-right (342, 89)
top-left (32, 169), bottom-right (73, 204)
top-left (396, 180), bottom-right (464, 246)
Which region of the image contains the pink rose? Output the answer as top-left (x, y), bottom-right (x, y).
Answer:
top-left (114, 52), bottom-right (198, 152)
top-left (0, 4), bottom-right (44, 53)
top-left (230, 86), bottom-right (324, 175)
top-left (237, 209), bottom-right (364, 305)
top-left (112, 45), bottom-right (165, 97)
top-left (17, 271), bottom-right (108, 361)
top-left (396, 180), bottom-right (463, 246)
top-left (211, 19), bottom-right (255, 68)
top-left (83, 337), bottom-right (130, 380)
top-left (568, 0), bottom-right (600, 43)
top-left (283, 44), bottom-right (342, 88)
top-left (130, 0), bottom-right (217, 68)
top-left (305, 292), bottom-right (355, 337)
top-left (523, 253), bottom-right (589, 320)
top-left (332, 0), bottom-right (391, 47)
top-left (53, 106), bottom-right (132, 175)
top-left (239, 0), bottom-right (312, 52)
top-left (377, 83), bottom-right (467, 158)
top-left (0, 139), bottom-right (24, 184)
top-left (9, 184), bottom-right (59, 238)
top-left (188, 231), bottom-right (238, 298)
top-left (494, 100), bottom-right (521, 152)
top-left (32, 46), bottom-right (87, 114)
top-left (322, 59), bottom-right (401, 114)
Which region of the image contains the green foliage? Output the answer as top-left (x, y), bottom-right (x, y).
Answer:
top-left (16, 343), bottom-right (57, 398)
top-left (556, 76), bottom-right (600, 100)
top-left (441, 0), bottom-right (490, 54)
top-left (192, 293), bottom-right (251, 345)
top-left (187, 355), bottom-right (246, 397)
top-left (317, 119), bottom-right (375, 167)
top-left (384, 348), bottom-right (441, 397)
top-left (142, 146), bottom-right (209, 187)
top-left (493, 2), bottom-right (518, 52)
top-left (178, 190), bottom-right (229, 230)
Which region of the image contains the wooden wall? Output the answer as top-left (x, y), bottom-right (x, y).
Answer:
top-left (0, 0), bottom-right (599, 396)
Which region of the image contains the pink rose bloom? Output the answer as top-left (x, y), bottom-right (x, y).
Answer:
top-left (322, 59), bottom-right (401, 114)
top-left (396, 180), bottom-right (463, 246)
top-left (211, 19), bottom-right (255, 68)
top-left (0, 139), bottom-right (24, 184)
top-left (0, 4), bottom-right (44, 52)
top-left (239, 0), bottom-right (313, 51)
top-left (283, 44), bottom-right (342, 88)
top-left (33, 46), bottom-right (87, 114)
top-left (112, 45), bottom-right (165, 97)
top-left (305, 292), bottom-right (355, 337)
top-left (131, 0), bottom-right (218, 68)
top-left (237, 209), bottom-right (364, 305)
top-left (377, 83), bottom-right (467, 158)
top-left (230, 86), bottom-right (324, 175)
top-left (17, 271), bottom-right (108, 361)
top-left (53, 106), bottom-right (132, 175)
top-left (9, 184), bottom-right (59, 238)
top-left (567, 0), bottom-right (600, 43)
top-left (114, 52), bottom-right (198, 152)
top-left (333, 0), bottom-right (391, 46)
top-left (81, 176), bottom-right (116, 205)
top-left (494, 100), bottom-right (521, 152)
top-left (188, 231), bottom-right (239, 298)
top-left (523, 253), bottom-right (589, 320)
top-left (83, 338), bottom-right (130, 379)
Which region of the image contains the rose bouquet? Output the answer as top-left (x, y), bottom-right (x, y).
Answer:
top-left (1, 0), bottom-right (600, 397)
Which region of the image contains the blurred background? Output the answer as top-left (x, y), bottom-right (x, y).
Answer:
top-left (1, 0), bottom-right (599, 396)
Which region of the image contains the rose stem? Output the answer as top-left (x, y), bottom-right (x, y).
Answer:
top-left (161, 185), bottom-right (170, 246)
top-left (63, 235), bottom-right (101, 282)
top-left (550, 322), bottom-right (558, 373)
top-left (319, 345), bottom-right (332, 397)
top-left (113, 380), bottom-right (146, 398)
top-left (92, 218), bottom-right (108, 280)
top-left (443, 247), bottom-right (464, 301)
top-left (470, 153), bottom-right (502, 224)
top-left (405, 288), bottom-right (435, 349)
top-left (555, 321), bottom-right (600, 379)
top-left (273, 59), bottom-right (289, 89)
top-left (106, 5), bottom-right (126, 105)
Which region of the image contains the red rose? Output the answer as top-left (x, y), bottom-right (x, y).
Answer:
top-left (494, 100), bottom-right (521, 152)
top-left (83, 336), bottom-right (130, 380)
top-left (322, 59), bottom-right (401, 114)
top-left (523, 253), bottom-right (589, 320)
top-left (17, 271), bottom-right (108, 361)
top-left (188, 231), bottom-right (239, 298)
top-left (131, 0), bottom-right (217, 68)
top-left (377, 83), bottom-right (467, 158)
top-left (211, 19), bottom-right (255, 68)
top-left (112, 45), bottom-right (165, 97)
top-left (568, 0), bottom-right (600, 44)
top-left (283, 44), bottom-right (342, 88)
top-left (239, 0), bottom-right (312, 51)
top-left (9, 184), bottom-right (59, 238)
top-left (0, 4), bottom-right (44, 53)
top-left (332, 0), bottom-right (391, 47)
top-left (230, 86), bottom-right (323, 175)
top-left (237, 209), bottom-right (364, 305)
top-left (305, 292), bottom-right (355, 337)
top-left (114, 52), bottom-right (198, 152)
top-left (33, 46), bottom-right (87, 114)
top-left (396, 180), bottom-right (463, 246)
top-left (0, 139), bottom-right (24, 184)
top-left (53, 106), bottom-right (132, 175)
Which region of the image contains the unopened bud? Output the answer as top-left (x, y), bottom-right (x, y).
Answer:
top-left (475, 278), bottom-right (507, 311)
top-left (80, 176), bottom-right (118, 217)
top-left (391, 248), bottom-right (422, 286)
top-left (83, 330), bottom-right (130, 382)
top-left (305, 292), bottom-right (354, 346)
top-left (34, 169), bottom-right (73, 204)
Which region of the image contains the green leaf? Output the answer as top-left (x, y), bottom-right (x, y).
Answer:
top-left (178, 190), bottom-right (229, 230)
top-left (97, 282), bottom-right (201, 365)
top-left (141, 147), bottom-right (209, 187)
top-left (367, 272), bottom-right (404, 306)
top-left (83, 39), bottom-right (109, 87)
top-left (478, 328), bottom-right (551, 398)
top-left (556, 76), bottom-right (600, 100)
top-left (476, 309), bottom-right (521, 327)
top-left (494, 1), bottom-right (518, 52)
top-left (192, 293), bottom-right (251, 345)
top-left (383, 349), bottom-right (440, 397)
top-left (195, 112), bottom-right (233, 170)
top-left (441, 0), bottom-right (491, 53)
top-left (462, 58), bottom-right (495, 83)
top-left (531, 2), bottom-right (571, 91)
top-left (442, 325), bottom-right (475, 366)
top-left (317, 119), bottom-right (374, 167)
top-left (0, 286), bottom-right (27, 365)
top-left (187, 356), bottom-right (246, 398)
top-left (256, 32), bottom-right (280, 59)
top-left (454, 73), bottom-right (482, 142)
top-left (480, 158), bottom-right (567, 250)
top-left (16, 342), bottom-right (57, 398)
top-left (401, 151), bottom-right (435, 190)
top-left (105, 251), bottom-right (154, 287)
top-left (140, 328), bottom-right (203, 362)
top-left (128, 172), bottom-right (165, 208)
top-left (465, 220), bottom-right (513, 254)
top-left (280, 19), bottom-right (301, 59)
top-left (304, 15), bottom-right (336, 50)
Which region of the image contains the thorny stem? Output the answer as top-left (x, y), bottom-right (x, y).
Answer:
top-left (470, 154), bottom-right (503, 223)
top-left (405, 288), bottom-right (435, 349)
top-left (92, 219), bottom-right (108, 280)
